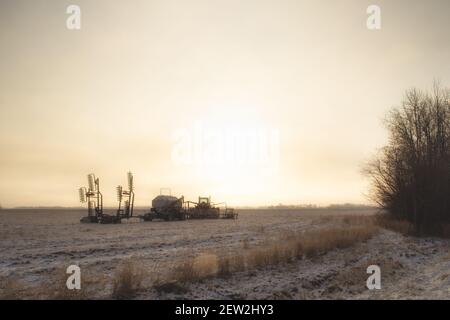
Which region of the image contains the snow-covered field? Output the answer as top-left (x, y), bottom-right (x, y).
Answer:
top-left (0, 208), bottom-right (448, 299)
top-left (163, 229), bottom-right (449, 300)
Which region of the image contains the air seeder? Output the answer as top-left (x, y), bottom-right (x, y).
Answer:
top-left (79, 173), bottom-right (237, 224)
top-left (140, 193), bottom-right (237, 222)
top-left (140, 189), bottom-right (186, 221)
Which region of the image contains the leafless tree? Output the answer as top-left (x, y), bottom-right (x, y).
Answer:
top-left (364, 82), bottom-right (450, 235)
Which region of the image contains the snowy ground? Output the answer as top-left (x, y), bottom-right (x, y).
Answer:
top-left (0, 208), bottom-right (448, 299)
top-left (149, 229), bottom-right (449, 300)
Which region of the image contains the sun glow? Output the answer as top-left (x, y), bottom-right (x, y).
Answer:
top-left (170, 104), bottom-right (280, 200)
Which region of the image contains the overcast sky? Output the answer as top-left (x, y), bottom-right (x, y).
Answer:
top-left (1, 0), bottom-right (449, 207)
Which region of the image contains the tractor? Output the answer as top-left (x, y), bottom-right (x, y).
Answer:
top-left (186, 196), bottom-right (221, 219)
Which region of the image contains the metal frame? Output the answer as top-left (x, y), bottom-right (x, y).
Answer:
top-left (116, 172), bottom-right (135, 219)
top-left (79, 174), bottom-right (103, 223)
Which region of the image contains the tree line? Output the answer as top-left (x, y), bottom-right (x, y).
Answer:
top-left (365, 82), bottom-right (449, 235)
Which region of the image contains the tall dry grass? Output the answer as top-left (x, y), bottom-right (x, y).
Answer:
top-left (375, 214), bottom-right (415, 236)
top-left (0, 277), bottom-right (27, 300)
top-left (165, 216), bottom-right (378, 284)
top-left (169, 253), bottom-right (219, 283)
top-left (112, 259), bottom-right (145, 299)
top-left (2, 259), bottom-right (152, 300)
top-left (376, 213), bottom-right (450, 238)
top-left (0, 266), bottom-right (108, 300)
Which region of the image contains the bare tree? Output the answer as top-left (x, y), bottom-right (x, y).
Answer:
top-left (365, 82), bottom-right (450, 235)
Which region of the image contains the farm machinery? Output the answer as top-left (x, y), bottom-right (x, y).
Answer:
top-left (79, 174), bottom-right (103, 223)
top-left (186, 197), bottom-right (220, 219)
top-left (140, 194), bottom-right (237, 222)
top-left (186, 196), bottom-right (238, 220)
top-left (140, 190), bottom-right (186, 221)
top-left (79, 172), bottom-right (135, 224)
top-left (78, 173), bottom-right (237, 224)
top-left (114, 172), bottom-right (135, 221)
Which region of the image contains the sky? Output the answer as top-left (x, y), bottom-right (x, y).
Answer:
top-left (0, 0), bottom-right (449, 207)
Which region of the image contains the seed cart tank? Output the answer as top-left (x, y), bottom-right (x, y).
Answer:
top-left (141, 192), bottom-right (186, 221)
top-left (152, 195), bottom-right (181, 209)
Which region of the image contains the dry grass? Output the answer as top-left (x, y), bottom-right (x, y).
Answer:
top-left (375, 214), bottom-right (415, 236)
top-left (1, 260), bottom-right (145, 300)
top-left (242, 238), bottom-right (250, 250)
top-left (112, 259), bottom-right (145, 299)
top-left (45, 267), bottom-right (88, 300)
top-left (169, 253), bottom-right (219, 283)
top-left (299, 227), bottom-right (377, 258)
top-left (43, 266), bottom-right (108, 300)
top-left (0, 277), bottom-right (27, 300)
top-left (315, 257), bottom-right (405, 298)
top-left (165, 216), bottom-right (379, 284)
top-left (0, 266), bottom-right (108, 300)
top-left (341, 214), bottom-right (376, 226)
top-left (217, 253), bottom-right (245, 278)
top-left (170, 258), bottom-right (197, 282)
top-left (375, 214), bottom-right (450, 238)
top-left (312, 215), bottom-right (333, 225)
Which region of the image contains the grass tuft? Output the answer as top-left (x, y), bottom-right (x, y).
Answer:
top-left (112, 259), bottom-right (145, 299)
